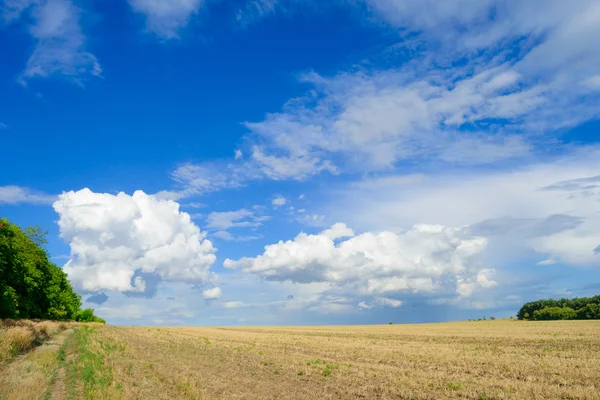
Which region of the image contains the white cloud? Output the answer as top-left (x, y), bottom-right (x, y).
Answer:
top-left (234, 149), bottom-right (243, 160)
top-left (250, 146), bottom-right (337, 180)
top-left (376, 297), bottom-right (402, 308)
top-left (2, 0), bottom-right (101, 85)
top-left (224, 223), bottom-right (493, 300)
top-left (537, 259), bottom-right (557, 266)
top-left (271, 194), bottom-right (287, 207)
top-left (202, 286), bottom-right (222, 300)
top-left (180, 202), bottom-right (206, 209)
top-left (231, 1), bottom-right (600, 180)
top-left (204, 208), bottom-right (267, 241)
top-left (242, 63), bottom-right (545, 174)
top-left (0, 122), bottom-right (8, 129)
top-left (170, 162), bottom-right (250, 197)
top-left (222, 301), bottom-right (249, 309)
top-left (308, 302), bottom-right (354, 314)
top-left (235, 0), bottom-right (279, 27)
top-left (321, 222), bottom-right (354, 240)
top-left (298, 213), bottom-right (325, 226)
top-left (298, 194), bottom-right (305, 200)
top-left (0, 185), bottom-right (55, 204)
top-left (53, 188), bottom-right (217, 293)
top-left (206, 209), bottom-right (258, 230)
top-left (128, 0), bottom-right (203, 39)
top-left (325, 147), bottom-right (600, 267)
top-left (357, 301), bottom-right (372, 310)
top-left (212, 230), bottom-right (263, 242)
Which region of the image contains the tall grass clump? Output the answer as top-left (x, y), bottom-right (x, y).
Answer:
top-left (0, 319), bottom-right (74, 362)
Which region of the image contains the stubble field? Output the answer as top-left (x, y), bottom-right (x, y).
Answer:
top-left (2, 320), bottom-right (599, 399)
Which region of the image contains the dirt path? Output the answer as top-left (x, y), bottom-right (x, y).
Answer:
top-left (48, 330), bottom-right (78, 400)
top-left (0, 329), bottom-right (74, 400)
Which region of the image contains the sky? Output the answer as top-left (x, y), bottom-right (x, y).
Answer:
top-left (1, 0), bottom-right (599, 326)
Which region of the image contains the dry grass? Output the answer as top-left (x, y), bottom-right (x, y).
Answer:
top-left (0, 319), bottom-right (77, 363)
top-left (0, 328), bottom-right (73, 400)
top-left (79, 320), bottom-right (600, 400)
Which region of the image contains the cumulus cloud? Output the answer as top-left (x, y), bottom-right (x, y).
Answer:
top-left (202, 287), bottom-right (221, 300)
top-left (326, 147), bottom-right (600, 267)
top-left (128, 0), bottom-right (203, 39)
top-left (53, 188), bottom-right (216, 293)
top-left (2, 0), bottom-right (101, 85)
top-left (0, 185), bottom-right (55, 204)
top-left (224, 223), bottom-right (493, 300)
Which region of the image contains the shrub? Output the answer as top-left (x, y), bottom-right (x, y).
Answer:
top-left (74, 308), bottom-right (105, 323)
top-left (532, 306), bottom-right (577, 321)
top-left (576, 303), bottom-right (600, 320)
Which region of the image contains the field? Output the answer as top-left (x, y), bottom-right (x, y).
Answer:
top-left (1, 320), bottom-right (599, 399)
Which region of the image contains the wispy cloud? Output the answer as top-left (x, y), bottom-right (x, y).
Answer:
top-left (128, 0), bottom-right (203, 39)
top-left (205, 208), bottom-right (265, 231)
top-left (222, 301), bottom-right (250, 309)
top-left (235, 0), bottom-right (279, 27)
top-left (204, 208), bottom-right (269, 241)
top-left (0, 185), bottom-right (56, 204)
top-left (2, 0), bottom-right (101, 86)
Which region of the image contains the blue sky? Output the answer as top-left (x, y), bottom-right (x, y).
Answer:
top-left (1, 0), bottom-right (600, 326)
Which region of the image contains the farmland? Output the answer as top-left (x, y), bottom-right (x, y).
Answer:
top-left (3, 319), bottom-right (599, 399)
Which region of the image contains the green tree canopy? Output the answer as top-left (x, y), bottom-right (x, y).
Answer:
top-left (0, 218), bottom-right (103, 322)
top-left (517, 295), bottom-right (600, 321)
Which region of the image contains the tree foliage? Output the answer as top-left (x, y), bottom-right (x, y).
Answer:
top-left (0, 218), bottom-right (104, 322)
top-left (517, 295), bottom-right (600, 321)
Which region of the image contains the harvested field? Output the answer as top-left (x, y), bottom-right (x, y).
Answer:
top-left (47, 320), bottom-right (600, 400)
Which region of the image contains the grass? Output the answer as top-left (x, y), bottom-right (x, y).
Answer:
top-left (0, 327), bottom-right (74, 400)
top-left (63, 325), bottom-right (124, 399)
top-left (0, 319), bottom-right (77, 364)
top-left (50, 319), bottom-right (600, 399)
top-left (2, 319), bottom-right (600, 399)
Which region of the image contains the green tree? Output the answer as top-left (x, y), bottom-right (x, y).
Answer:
top-left (532, 307), bottom-right (577, 321)
top-left (0, 218), bottom-right (103, 323)
top-left (518, 296), bottom-right (600, 320)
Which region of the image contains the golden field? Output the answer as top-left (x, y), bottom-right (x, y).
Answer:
top-left (1, 319), bottom-right (599, 399)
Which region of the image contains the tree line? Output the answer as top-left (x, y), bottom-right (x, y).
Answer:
top-left (0, 218), bottom-right (104, 323)
top-left (517, 295), bottom-right (600, 321)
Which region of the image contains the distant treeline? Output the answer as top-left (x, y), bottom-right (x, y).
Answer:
top-left (517, 296), bottom-right (600, 321)
top-left (0, 218), bottom-right (104, 323)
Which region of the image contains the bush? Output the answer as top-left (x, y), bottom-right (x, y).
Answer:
top-left (576, 303), bottom-right (600, 320)
top-left (75, 308), bottom-right (105, 324)
top-left (532, 306), bottom-right (577, 321)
